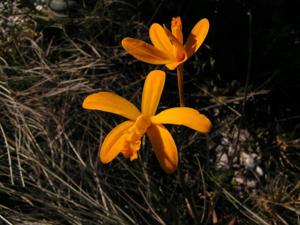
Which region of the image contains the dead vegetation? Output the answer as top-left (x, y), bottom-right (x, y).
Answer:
top-left (0, 0), bottom-right (299, 224)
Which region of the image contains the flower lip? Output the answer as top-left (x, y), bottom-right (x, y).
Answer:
top-left (120, 114), bottom-right (152, 161)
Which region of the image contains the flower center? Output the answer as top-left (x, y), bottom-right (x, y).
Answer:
top-left (175, 51), bottom-right (185, 61)
top-left (121, 115), bottom-right (151, 161)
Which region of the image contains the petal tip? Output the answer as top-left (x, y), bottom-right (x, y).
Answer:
top-left (99, 149), bottom-right (111, 164)
top-left (121, 37), bottom-right (131, 48)
top-left (82, 98), bottom-right (87, 109)
top-left (200, 116), bottom-right (212, 133)
top-left (99, 144), bottom-right (115, 164)
top-left (148, 69), bottom-right (166, 79)
top-left (163, 164), bottom-right (178, 174)
top-left (150, 23), bottom-right (163, 30)
top-left (201, 18), bottom-right (210, 30)
top-left (82, 94), bottom-right (93, 109)
top-left (99, 153), bottom-right (114, 164)
top-left (202, 18), bottom-right (209, 23)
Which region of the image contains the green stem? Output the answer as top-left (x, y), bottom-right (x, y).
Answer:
top-left (177, 64), bottom-right (185, 107)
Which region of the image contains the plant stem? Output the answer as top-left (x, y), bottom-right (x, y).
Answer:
top-left (177, 64), bottom-right (185, 106)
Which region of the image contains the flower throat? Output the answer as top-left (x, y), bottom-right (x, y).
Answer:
top-left (121, 115), bottom-right (151, 160)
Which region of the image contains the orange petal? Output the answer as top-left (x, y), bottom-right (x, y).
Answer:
top-left (141, 70), bottom-right (166, 116)
top-left (83, 92), bottom-right (141, 121)
top-left (185, 18), bottom-right (209, 58)
top-left (149, 23), bottom-right (174, 53)
top-left (165, 61), bottom-right (183, 70)
top-left (171, 17), bottom-right (183, 44)
top-left (147, 124), bottom-right (178, 173)
top-left (121, 37), bottom-right (174, 64)
top-left (151, 107), bottom-right (212, 133)
top-left (163, 26), bottom-right (187, 70)
top-left (100, 121), bottom-right (134, 163)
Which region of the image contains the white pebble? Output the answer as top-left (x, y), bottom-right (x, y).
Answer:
top-left (255, 166), bottom-right (264, 176)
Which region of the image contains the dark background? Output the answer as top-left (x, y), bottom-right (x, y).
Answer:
top-left (137, 0), bottom-right (300, 128)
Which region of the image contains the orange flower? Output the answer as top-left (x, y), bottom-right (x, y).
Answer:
top-left (122, 17), bottom-right (209, 70)
top-left (122, 17), bottom-right (209, 106)
top-left (83, 70), bottom-right (211, 173)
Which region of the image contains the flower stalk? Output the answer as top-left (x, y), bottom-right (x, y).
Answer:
top-left (177, 64), bottom-right (185, 106)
